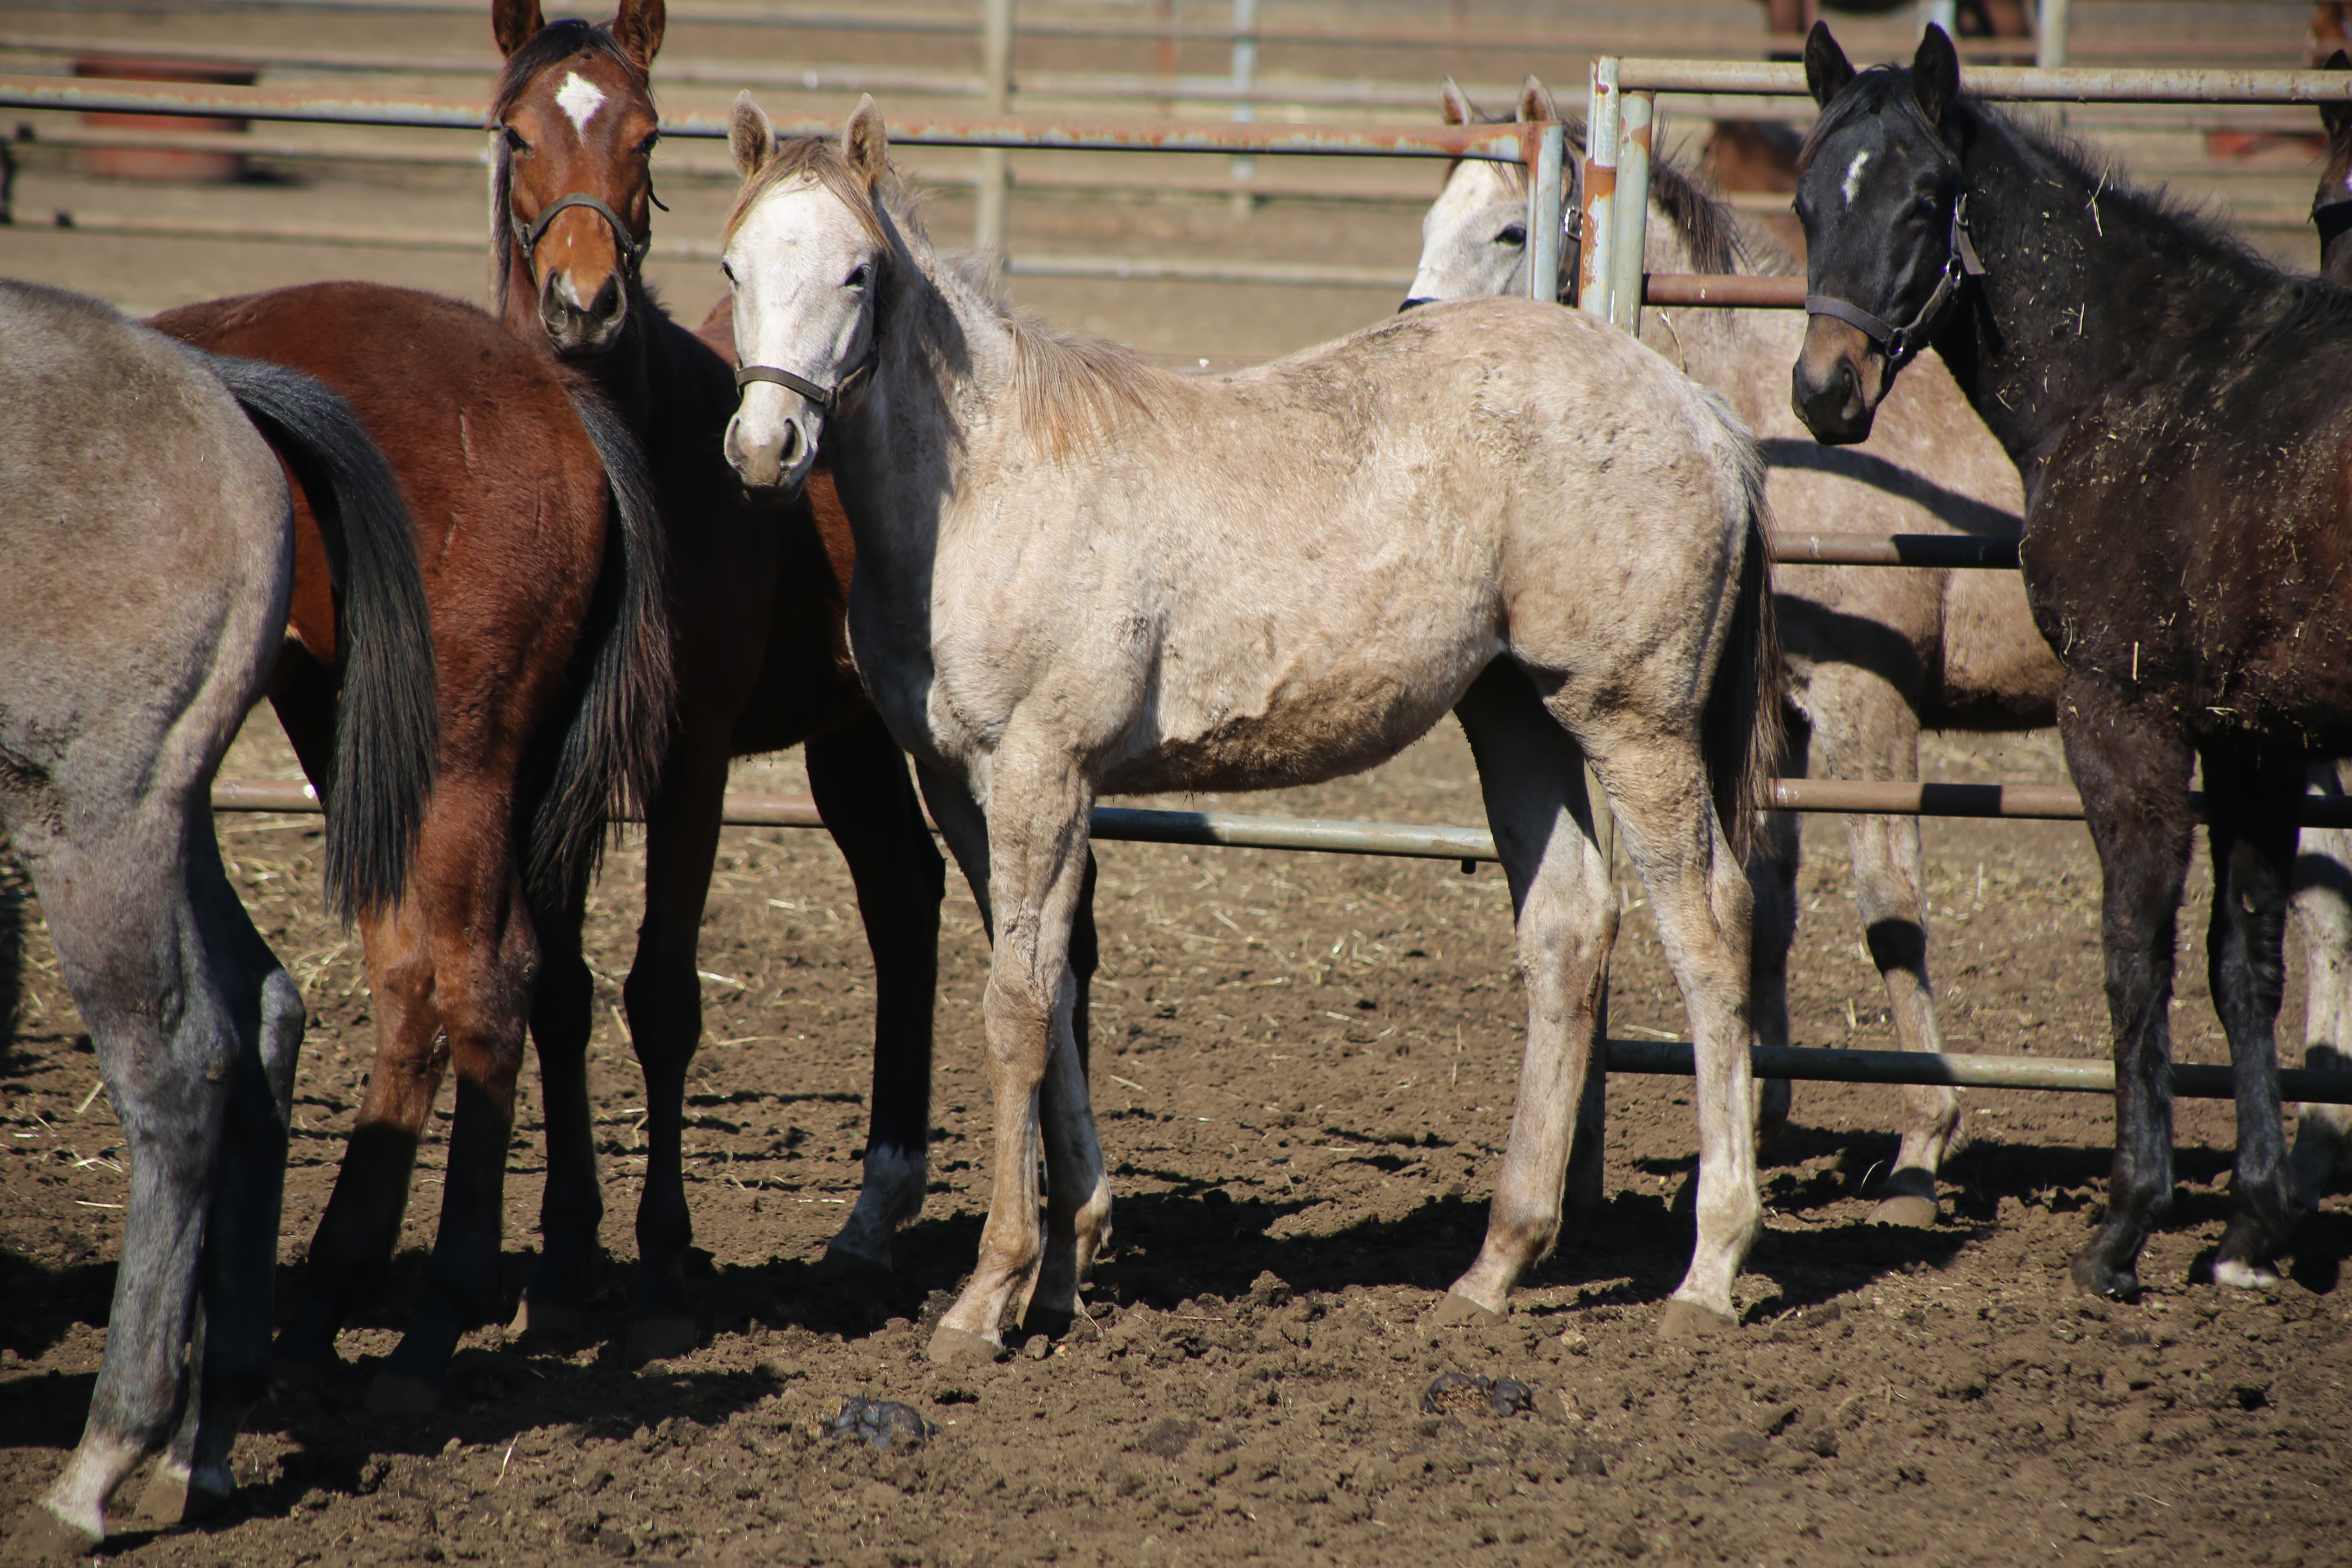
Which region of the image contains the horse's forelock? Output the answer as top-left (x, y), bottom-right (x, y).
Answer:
top-left (723, 135), bottom-right (898, 258)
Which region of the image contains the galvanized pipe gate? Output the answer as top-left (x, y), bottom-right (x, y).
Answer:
top-left (12, 65), bottom-right (2352, 1105)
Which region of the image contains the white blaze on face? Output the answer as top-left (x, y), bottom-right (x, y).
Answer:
top-left (556, 71), bottom-right (606, 135)
top-left (1842, 149), bottom-right (1871, 207)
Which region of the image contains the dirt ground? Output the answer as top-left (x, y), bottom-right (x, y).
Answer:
top-left (4, 2), bottom-right (2352, 1564)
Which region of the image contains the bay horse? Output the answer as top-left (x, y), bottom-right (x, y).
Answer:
top-left (0, 278), bottom-right (435, 1555)
top-left (722, 98), bottom-right (1783, 1354)
top-left (149, 284), bottom-right (670, 1411)
top-left (488, 0), bottom-right (1102, 1365)
top-left (1791, 23), bottom-right (2352, 1294)
top-left (1407, 77), bottom-right (2043, 1229)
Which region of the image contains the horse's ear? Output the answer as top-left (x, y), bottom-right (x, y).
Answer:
top-left (1440, 76), bottom-right (1473, 128)
top-left (1517, 76), bottom-right (1560, 125)
top-left (2325, 50), bottom-right (2352, 140)
top-left (612, 0), bottom-right (666, 71)
top-left (844, 94), bottom-right (889, 190)
top-left (730, 91), bottom-right (775, 180)
top-left (1912, 22), bottom-right (1960, 126)
top-left (1803, 22), bottom-right (1855, 108)
top-left (491, 0), bottom-right (544, 57)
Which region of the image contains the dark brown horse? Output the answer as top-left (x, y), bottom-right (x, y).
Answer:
top-left (151, 284), bottom-right (671, 1409)
top-left (1791, 23), bottom-right (2352, 1296)
top-left (486, 0), bottom-right (1099, 1367)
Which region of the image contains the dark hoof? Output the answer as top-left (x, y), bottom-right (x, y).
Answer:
top-left (625, 1313), bottom-right (700, 1366)
top-left (1022, 1303), bottom-right (1103, 1343)
top-left (1656, 1298), bottom-right (1738, 1341)
top-left (926, 1324), bottom-right (1004, 1365)
top-left (508, 1294), bottom-right (589, 1340)
top-left (1870, 1194), bottom-right (1940, 1229)
top-left (2069, 1252), bottom-right (2139, 1301)
top-left (365, 1370), bottom-right (445, 1417)
top-left (2, 1506), bottom-right (99, 1562)
top-left (1429, 1290), bottom-right (1505, 1327)
top-left (134, 1466), bottom-right (226, 1529)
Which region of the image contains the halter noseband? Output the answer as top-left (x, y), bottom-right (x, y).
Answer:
top-left (511, 191), bottom-right (652, 277)
top-left (1805, 193), bottom-right (1983, 365)
top-left (735, 337), bottom-right (878, 414)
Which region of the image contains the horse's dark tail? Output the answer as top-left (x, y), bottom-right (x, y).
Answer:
top-left (198, 350), bottom-right (439, 922)
top-left (519, 376), bottom-right (675, 920)
top-left (1702, 432), bottom-right (1784, 867)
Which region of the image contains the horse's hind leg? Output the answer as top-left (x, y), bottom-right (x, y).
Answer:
top-left (142, 827), bottom-right (305, 1525)
top-left (1582, 720), bottom-right (1762, 1334)
top-left (1440, 664), bottom-right (1619, 1319)
top-left (2202, 748), bottom-right (2304, 1288)
top-left (1749, 716), bottom-right (1810, 1150)
top-left (2288, 763), bottom-right (2352, 1207)
top-left (1810, 673), bottom-right (1960, 1227)
top-left (806, 713), bottom-right (946, 1273)
top-left (520, 877), bottom-right (601, 1336)
top-left (2063, 686), bottom-right (2195, 1299)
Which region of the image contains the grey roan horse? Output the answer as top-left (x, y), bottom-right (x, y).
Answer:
top-left (1791, 24), bottom-right (2352, 1295)
top-left (1, 279), bottom-right (436, 1554)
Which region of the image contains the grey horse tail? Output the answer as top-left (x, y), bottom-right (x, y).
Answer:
top-left (198, 349), bottom-right (439, 922)
top-left (517, 375), bottom-right (676, 922)
top-left (1702, 435), bottom-right (1784, 868)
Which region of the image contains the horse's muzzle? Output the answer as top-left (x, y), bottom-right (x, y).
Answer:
top-left (539, 267), bottom-right (627, 359)
top-left (725, 401), bottom-right (815, 501)
top-left (1790, 314), bottom-right (1883, 446)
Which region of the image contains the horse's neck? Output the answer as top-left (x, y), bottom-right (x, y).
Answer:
top-left (1936, 103), bottom-right (2259, 480)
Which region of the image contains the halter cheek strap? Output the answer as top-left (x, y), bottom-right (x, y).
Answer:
top-left (2317, 198), bottom-right (2352, 254)
top-left (1805, 194), bottom-right (1983, 365)
top-left (512, 191), bottom-right (652, 276)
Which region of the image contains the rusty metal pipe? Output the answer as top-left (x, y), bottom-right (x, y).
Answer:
top-left (1773, 533), bottom-right (2019, 568)
top-left (1603, 1039), bottom-right (2352, 1104)
top-left (1644, 273), bottom-right (1805, 308)
top-left (1610, 59), bottom-right (2352, 104)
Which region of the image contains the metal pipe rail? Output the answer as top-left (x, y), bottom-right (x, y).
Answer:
top-left (1604, 1039), bottom-right (2352, 1105)
top-left (1612, 59), bottom-right (2352, 104)
top-left (203, 777), bottom-right (2352, 844)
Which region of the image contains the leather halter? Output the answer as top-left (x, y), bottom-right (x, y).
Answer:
top-left (2316, 197), bottom-right (2352, 254)
top-left (511, 191), bottom-right (651, 277)
top-left (735, 338), bottom-right (878, 414)
top-left (1805, 194), bottom-right (1984, 364)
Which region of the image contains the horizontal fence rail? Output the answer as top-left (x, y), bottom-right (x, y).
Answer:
top-left (1773, 534), bottom-right (2020, 569)
top-left (205, 777), bottom-right (2352, 846)
top-left (1604, 1040), bottom-right (2352, 1105)
top-left (1611, 60), bottom-right (2352, 104)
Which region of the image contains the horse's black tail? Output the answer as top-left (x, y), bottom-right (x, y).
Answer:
top-left (194, 350), bottom-right (439, 922)
top-left (517, 376), bottom-right (675, 920)
top-left (1702, 432), bottom-right (1784, 867)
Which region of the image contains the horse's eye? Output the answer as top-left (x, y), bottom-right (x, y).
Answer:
top-left (720, 260), bottom-right (737, 285)
top-left (1496, 223), bottom-right (1528, 248)
top-left (846, 263), bottom-right (872, 290)
top-left (637, 133), bottom-right (660, 158)
top-left (503, 126), bottom-right (529, 155)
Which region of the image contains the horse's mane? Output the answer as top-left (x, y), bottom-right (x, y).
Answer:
top-left (486, 19), bottom-right (644, 314)
top-left (1458, 99), bottom-right (1746, 278)
top-left (739, 134), bottom-right (1168, 457)
top-left (1798, 66), bottom-right (2286, 295)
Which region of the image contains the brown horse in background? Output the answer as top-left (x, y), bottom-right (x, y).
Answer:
top-left (151, 283), bottom-right (671, 1411)
top-left (485, 0), bottom-right (1099, 1369)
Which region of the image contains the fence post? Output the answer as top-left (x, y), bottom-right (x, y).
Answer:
top-left (2038, 0), bottom-right (2071, 67)
top-left (1577, 56), bottom-right (1620, 320)
top-left (1605, 89), bottom-right (1652, 336)
top-left (1229, 0), bottom-right (1256, 217)
top-left (975, 0), bottom-right (1013, 253)
top-left (1524, 118), bottom-right (1565, 306)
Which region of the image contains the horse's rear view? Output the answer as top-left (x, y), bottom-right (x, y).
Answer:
top-left (0, 279), bottom-right (434, 1555)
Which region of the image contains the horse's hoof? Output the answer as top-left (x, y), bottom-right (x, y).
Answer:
top-left (2, 1506), bottom-right (99, 1562)
top-left (926, 1325), bottom-right (1005, 1365)
top-left (508, 1294), bottom-right (588, 1339)
top-left (1430, 1290), bottom-right (1504, 1327)
top-left (1022, 1303), bottom-right (1103, 1343)
top-left (1869, 1194), bottom-right (1939, 1229)
top-left (816, 1240), bottom-right (894, 1281)
top-left (625, 1314), bottom-right (700, 1366)
top-left (2213, 1257), bottom-right (2280, 1290)
top-left (365, 1371), bottom-right (445, 1417)
top-left (2068, 1253), bottom-right (2138, 1301)
top-left (134, 1464), bottom-right (225, 1529)
top-left (1656, 1299), bottom-right (1738, 1341)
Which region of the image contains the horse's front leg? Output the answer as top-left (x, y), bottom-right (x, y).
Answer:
top-left (806, 713), bottom-right (945, 1273)
top-left (2202, 747), bottom-right (2303, 1287)
top-left (2061, 682), bottom-right (2195, 1299)
top-left (928, 743), bottom-right (1097, 1363)
top-left (2288, 762), bottom-right (2352, 1208)
top-left (621, 734), bottom-right (731, 1363)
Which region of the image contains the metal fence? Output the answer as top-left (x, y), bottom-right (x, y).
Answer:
top-left (17, 59), bottom-right (2352, 1106)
